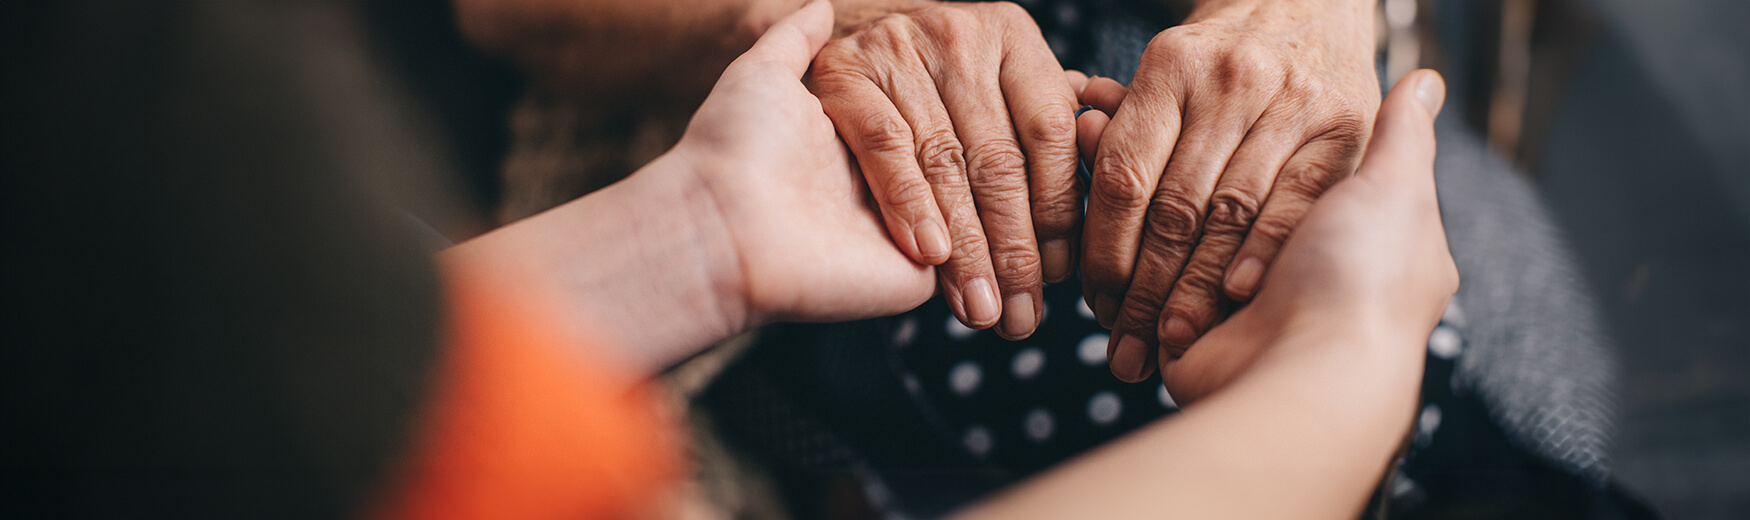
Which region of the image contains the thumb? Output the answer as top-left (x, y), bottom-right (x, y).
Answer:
top-left (732, 0), bottom-right (834, 78)
top-left (1355, 69), bottom-right (1445, 186)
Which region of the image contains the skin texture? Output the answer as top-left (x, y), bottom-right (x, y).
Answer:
top-left (811, 0), bottom-right (1083, 340)
top-left (956, 69), bottom-right (1456, 520)
top-left (454, 5), bottom-right (1457, 514)
top-left (443, 1), bottom-right (934, 372)
top-left (1079, 0), bottom-right (1381, 382)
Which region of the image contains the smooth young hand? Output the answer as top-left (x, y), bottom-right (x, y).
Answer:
top-left (672, 0), bottom-right (936, 326)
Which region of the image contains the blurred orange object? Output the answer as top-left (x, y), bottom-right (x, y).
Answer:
top-left (371, 266), bottom-right (680, 520)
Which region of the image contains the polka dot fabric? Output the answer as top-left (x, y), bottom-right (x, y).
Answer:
top-left (883, 275), bottom-right (1177, 473)
top-left (880, 275), bottom-right (1477, 482)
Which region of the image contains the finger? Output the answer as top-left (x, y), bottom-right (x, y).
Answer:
top-left (1109, 99), bottom-right (1256, 367)
top-left (1000, 21), bottom-right (1084, 288)
top-left (1080, 76), bottom-right (1127, 116)
top-left (734, 0), bottom-right (834, 78)
top-left (1064, 69), bottom-right (1090, 97)
top-left (923, 22), bottom-right (1040, 338)
top-left (1357, 70), bottom-right (1445, 186)
top-left (1076, 109), bottom-right (1109, 164)
top-left (812, 70), bottom-right (952, 267)
top-left (1220, 134), bottom-right (1364, 302)
top-left (1156, 121), bottom-right (1301, 350)
top-left (1080, 67), bottom-right (1184, 331)
top-left (879, 55), bottom-right (1007, 330)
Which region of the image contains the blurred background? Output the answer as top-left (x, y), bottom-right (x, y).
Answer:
top-left (1406, 0), bottom-right (1748, 517)
top-left (3, 0), bottom-right (1744, 517)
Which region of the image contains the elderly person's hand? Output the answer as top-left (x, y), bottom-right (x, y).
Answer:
top-left (1161, 70), bottom-right (1455, 404)
top-left (1076, 0), bottom-right (1380, 381)
top-left (811, 0), bottom-right (1082, 340)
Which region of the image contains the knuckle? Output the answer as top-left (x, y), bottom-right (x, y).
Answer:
top-left (1118, 297), bottom-right (1166, 330)
top-left (918, 5), bottom-right (980, 39)
top-left (965, 140), bottom-right (1029, 182)
top-left (950, 232), bottom-right (992, 266)
top-left (882, 175), bottom-right (936, 213)
top-left (1031, 189), bottom-right (1083, 233)
top-left (857, 114), bottom-right (914, 155)
top-left (1090, 155), bottom-right (1156, 209)
top-left (1247, 213), bottom-right (1297, 245)
top-left (1144, 191), bottom-right (1203, 245)
top-left (1279, 160), bottom-right (1345, 199)
top-left (990, 246), bottom-right (1043, 282)
top-left (1204, 188), bottom-right (1262, 235)
top-left (917, 132), bottom-right (968, 175)
top-left (983, 1), bottom-right (1030, 22)
top-left (1023, 108), bottom-right (1079, 151)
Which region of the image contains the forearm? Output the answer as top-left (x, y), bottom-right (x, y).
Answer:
top-left (956, 317), bottom-right (1421, 519)
top-left (439, 153), bottom-right (747, 375)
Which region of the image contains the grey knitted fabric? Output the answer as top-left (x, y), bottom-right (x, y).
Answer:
top-left (1433, 124), bottom-right (1618, 483)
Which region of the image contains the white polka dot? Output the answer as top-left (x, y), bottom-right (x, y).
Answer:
top-left (892, 316), bottom-right (918, 348)
top-left (1087, 391), bottom-right (1122, 426)
top-left (1077, 333), bottom-right (1110, 366)
top-left (949, 361), bottom-right (982, 396)
top-left (900, 373), bottom-right (922, 395)
top-left (962, 425), bottom-right (993, 458)
top-left (1441, 301), bottom-right (1467, 328)
top-left (945, 315), bottom-right (977, 340)
top-left (1415, 404), bottom-right (1442, 445)
top-left (1157, 383), bottom-right (1179, 409)
top-left (1024, 408), bottom-right (1055, 442)
top-left (1077, 297), bottom-right (1096, 320)
top-left (1011, 347), bottom-right (1046, 381)
top-left (1390, 474), bottom-right (1418, 498)
top-left (1428, 325), bottom-right (1463, 359)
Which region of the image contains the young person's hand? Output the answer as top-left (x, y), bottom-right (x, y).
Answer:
top-left (1160, 69), bottom-right (1457, 404)
top-left (446, 0), bottom-right (936, 371)
top-left (673, 0), bottom-right (937, 325)
top-left (812, 0), bottom-right (1083, 339)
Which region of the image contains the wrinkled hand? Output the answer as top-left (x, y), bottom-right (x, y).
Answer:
top-left (1077, 0), bottom-right (1381, 381)
top-left (810, 0), bottom-right (1082, 339)
top-left (1161, 70), bottom-right (1456, 404)
top-left (676, 0), bottom-right (936, 324)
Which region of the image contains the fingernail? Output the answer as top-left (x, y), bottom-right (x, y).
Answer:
top-left (964, 278), bottom-right (1001, 326)
top-left (1225, 257), bottom-right (1264, 299)
top-left (1161, 315), bottom-right (1197, 350)
top-left (1414, 72), bottom-right (1446, 117)
top-left (1109, 334), bottom-right (1149, 382)
top-left (1041, 240), bottom-right (1071, 282)
top-left (1094, 294), bottom-right (1118, 329)
top-left (914, 221), bottom-right (950, 264)
top-left (1001, 294), bottom-right (1036, 338)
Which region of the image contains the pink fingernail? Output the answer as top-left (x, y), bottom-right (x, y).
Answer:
top-left (1109, 334), bottom-right (1149, 382)
top-left (1226, 257), bottom-right (1264, 299)
top-left (1094, 294), bottom-right (1118, 329)
top-left (1161, 315), bottom-right (1197, 349)
top-left (913, 221), bottom-right (950, 264)
top-left (965, 278), bottom-right (1001, 327)
top-left (1001, 294), bottom-right (1036, 339)
top-left (1041, 240), bottom-right (1071, 282)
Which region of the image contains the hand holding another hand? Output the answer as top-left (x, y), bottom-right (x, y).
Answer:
top-left (1160, 70), bottom-right (1457, 405)
top-left (1077, 0), bottom-right (1381, 381)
